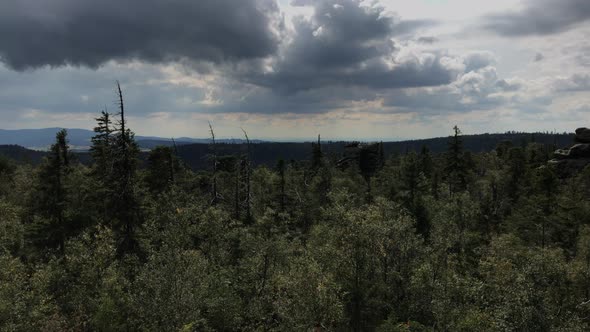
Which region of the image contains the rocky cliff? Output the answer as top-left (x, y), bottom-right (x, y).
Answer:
top-left (549, 128), bottom-right (590, 177)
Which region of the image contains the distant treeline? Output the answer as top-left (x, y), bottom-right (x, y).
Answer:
top-left (0, 132), bottom-right (575, 170)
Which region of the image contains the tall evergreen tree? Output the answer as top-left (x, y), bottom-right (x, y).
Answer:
top-left (506, 147), bottom-right (526, 200)
top-left (110, 82), bottom-right (141, 255)
top-left (277, 159), bottom-right (287, 212)
top-left (241, 129), bottom-right (253, 223)
top-left (359, 143), bottom-right (380, 203)
top-left (445, 126), bottom-right (468, 195)
top-left (90, 110), bottom-right (113, 178)
top-left (311, 134), bottom-right (323, 170)
top-left (145, 146), bottom-right (179, 194)
top-left (209, 122), bottom-right (219, 205)
top-left (419, 145), bottom-right (433, 178)
top-left (378, 141), bottom-right (385, 170)
top-left (30, 129), bottom-right (72, 254)
top-left (400, 152), bottom-right (430, 236)
top-left (90, 110), bottom-right (114, 222)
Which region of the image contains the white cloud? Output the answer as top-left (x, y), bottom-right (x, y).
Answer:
top-left (0, 0), bottom-right (589, 140)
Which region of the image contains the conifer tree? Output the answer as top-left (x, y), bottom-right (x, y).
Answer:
top-left (110, 81), bottom-right (141, 255)
top-left (30, 129), bottom-right (72, 254)
top-left (90, 110), bottom-right (114, 222)
top-left (145, 146), bottom-right (179, 194)
top-left (209, 122), bottom-right (219, 205)
top-left (400, 152), bottom-right (429, 236)
top-left (90, 110), bottom-right (113, 178)
top-left (234, 157), bottom-right (241, 220)
top-left (378, 141), bottom-right (385, 170)
top-left (401, 152), bottom-right (420, 205)
top-left (277, 159), bottom-right (286, 212)
top-left (506, 147), bottom-right (526, 200)
top-left (419, 145), bottom-right (433, 178)
top-left (359, 143), bottom-right (380, 202)
top-left (445, 125), bottom-right (468, 195)
top-left (311, 134), bottom-right (323, 170)
top-left (242, 129), bottom-right (252, 223)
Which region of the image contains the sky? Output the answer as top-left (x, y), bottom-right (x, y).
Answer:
top-left (0, 0), bottom-right (589, 140)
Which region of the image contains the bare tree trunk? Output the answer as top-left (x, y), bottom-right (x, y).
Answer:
top-left (235, 159), bottom-right (241, 219)
top-left (209, 122), bottom-right (218, 205)
top-left (242, 129), bottom-right (252, 222)
top-left (117, 81), bottom-right (125, 136)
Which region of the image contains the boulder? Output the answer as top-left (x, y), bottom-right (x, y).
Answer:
top-left (576, 127), bottom-right (590, 143)
top-left (553, 149), bottom-right (571, 159)
top-left (569, 144), bottom-right (590, 158)
top-left (549, 127), bottom-right (590, 177)
top-left (549, 158), bottom-right (590, 178)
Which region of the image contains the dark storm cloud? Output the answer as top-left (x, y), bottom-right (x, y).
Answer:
top-left (0, 0), bottom-right (539, 122)
top-left (0, 0), bottom-right (282, 70)
top-left (482, 0), bottom-right (590, 36)
top-left (245, 0), bottom-right (454, 93)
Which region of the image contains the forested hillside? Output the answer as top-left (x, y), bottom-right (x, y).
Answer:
top-left (175, 132), bottom-right (574, 170)
top-left (0, 128), bottom-right (263, 150)
top-left (0, 131), bottom-right (575, 170)
top-left (2, 98), bottom-right (590, 330)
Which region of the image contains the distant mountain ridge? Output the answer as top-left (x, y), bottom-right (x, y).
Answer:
top-left (0, 128), bottom-right (260, 150)
top-left (174, 132), bottom-right (576, 169)
top-left (1, 131), bottom-right (576, 170)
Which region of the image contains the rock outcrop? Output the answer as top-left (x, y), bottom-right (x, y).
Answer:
top-left (549, 127), bottom-right (590, 177)
top-left (576, 127), bottom-right (590, 143)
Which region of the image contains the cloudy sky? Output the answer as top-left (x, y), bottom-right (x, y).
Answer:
top-left (0, 0), bottom-right (589, 140)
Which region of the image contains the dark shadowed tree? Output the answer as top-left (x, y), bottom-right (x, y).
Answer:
top-left (110, 82), bottom-right (141, 255)
top-left (30, 129), bottom-right (73, 254)
top-left (277, 159), bottom-right (286, 212)
top-left (209, 122), bottom-right (219, 205)
top-left (145, 146), bottom-right (180, 194)
top-left (445, 126), bottom-right (468, 195)
top-left (311, 134), bottom-right (323, 170)
top-left (359, 143), bottom-right (380, 203)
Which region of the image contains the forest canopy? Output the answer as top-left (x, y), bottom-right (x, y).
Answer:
top-left (1, 86), bottom-right (590, 331)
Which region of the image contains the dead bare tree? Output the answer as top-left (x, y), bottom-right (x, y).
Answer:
top-left (242, 128), bottom-right (252, 222)
top-left (209, 122), bottom-right (219, 205)
top-left (116, 81), bottom-right (126, 140)
top-left (234, 159), bottom-right (241, 219)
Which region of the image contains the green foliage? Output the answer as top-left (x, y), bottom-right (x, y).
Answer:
top-left (445, 126), bottom-right (470, 194)
top-left (0, 200), bottom-right (24, 255)
top-left (2, 125), bottom-right (590, 331)
top-left (29, 129), bottom-right (73, 254)
top-left (145, 146), bottom-right (181, 194)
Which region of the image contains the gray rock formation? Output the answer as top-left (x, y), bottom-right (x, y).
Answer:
top-left (576, 127), bottom-right (590, 143)
top-left (549, 128), bottom-right (590, 177)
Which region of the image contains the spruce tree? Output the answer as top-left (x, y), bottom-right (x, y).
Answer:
top-left (111, 82), bottom-right (141, 255)
top-left (90, 110), bottom-right (114, 222)
top-left (90, 110), bottom-right (113, 179)
top-left (30, 129), bottom-right (72, 254)
top-left (145, 146), bottom-right (179, 194)
top-left (359, 143), bottom-right (380, 202)
top-left (242, 129), bottom-right (252, 223)
top-left (378, 141), bottom-right (385, 170)
top-left (209, 122), bottom-right (219, 205)
top-left (445, 125), bottom-right (468, 195)
top-left (419, 145), bottom-right (433, 178)
top-left (506, 147), bottom-right (526, 200)
top-left (311, 134), bottom-right (323, 170)
top-left (277, 159), bottom-right (286, 212)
